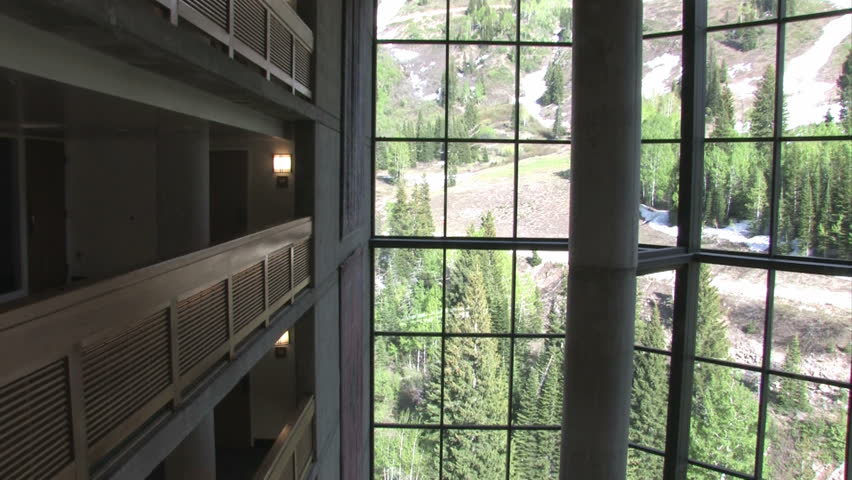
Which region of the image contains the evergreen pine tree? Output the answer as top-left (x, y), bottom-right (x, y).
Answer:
top-left (441, 267), bottom-right (507, 478)
top-left (750, 66), bottom-right (775, 143)
top-left (689, 265), bottom-right (759, 477)
top-left (541, 60), bottom-right (565, 105)
top-left (837, 49), bottom-right (852, 134)
top-left (552, 105), bottom-right (565, 138)
top-left (779, 335), bottom-right (810, 412)
top-left (629, 305), bottom-right (669, 466)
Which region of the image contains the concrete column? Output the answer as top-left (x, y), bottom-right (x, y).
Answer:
top-left (560, 0), bottom-right (641, 478)
top-left (164, 413), bottom-right (217, 480)
top-left (156, 112), bottom-right (210, 259)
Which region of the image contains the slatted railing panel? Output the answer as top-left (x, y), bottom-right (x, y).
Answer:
top-left (233, 262), bottom-right (266, 334)
top-left (293, 240), bottom-right (310, 287)
top-left (0, 360), bottom-right (74, 480)
top-left (82, 309), bottom-right (172, 448)
top-left (294, 41), bottom-right (311, 88)
top-left (234, 0), bottom-right (267, 57)
top-left (184, 0), bottom-right (229, 30)
top-left (268, 245), bottom-right (292, 305)
top-left (270, 16), bottom-right (294, 76)
top-left (177, 281), bottom-right (229, 376)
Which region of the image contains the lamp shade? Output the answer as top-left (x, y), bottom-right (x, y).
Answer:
top-left (273, 154), bottom-right (292, 175)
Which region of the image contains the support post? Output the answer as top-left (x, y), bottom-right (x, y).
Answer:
top-left (560, 0), bottom-right (641, 477)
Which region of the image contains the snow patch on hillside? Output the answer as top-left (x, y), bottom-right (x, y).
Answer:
top-left (639, 205), bottom-right (678, 236)
top-left (643, 54), bottom-right (680, 98)
top-left (519, 66), bottom-right (548, 126)
top-left (639, 205), bottom-right (769, 252)
top-left (784, 14), bottom-right (851, 129)
top-left (704, 221), bottom-right (770, 252)
top-left (376, 0), bottom-right (406, 35)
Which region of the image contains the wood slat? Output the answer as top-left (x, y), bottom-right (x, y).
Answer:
top-left (234, 0), bottom-right (267, 57)
top-left (82, 309), bottom-right (171, 448)
top-left (183, 0), bottom-right (229, 30)
top-left (270, 16), bottom-right (293, 75)
top-left (0, 360), bottom-right (73, 480)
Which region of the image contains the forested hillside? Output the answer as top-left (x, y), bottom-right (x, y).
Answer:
top-left (373, 0), bottom-right (851, 478)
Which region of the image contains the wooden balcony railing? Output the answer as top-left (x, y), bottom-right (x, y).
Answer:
top-left (152, 0), bottom-right (313, 98)
top-left (0, 217), bottom-right (312, 480)
top-left (254, 396), bottom-right (316, 480)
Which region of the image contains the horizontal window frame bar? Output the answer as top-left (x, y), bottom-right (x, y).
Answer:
top-left (374, 331), bottom-right (564, 339)
top-left (628, 442), bottom-right (667, 457)
top-left (634, 344), bottom-right (673, 357)
top-left (705, 7), bottom-right (852, 33)
top-left (706, 135), bottom-right (852, 143)
top-left (695, 355), bottom-right (852, 389)
top-left (371, 237), bottom-right (570, 251)
top-left (685, 457), bottom-right (754, 480)
top-left (374, 423), bottom-right (561, 431)
top-left (376, 38), bottom-right (572, 47)
top-left (697, 251), bottom-right (852, 276)
top-left (374, 137), bottom-right (573, 145)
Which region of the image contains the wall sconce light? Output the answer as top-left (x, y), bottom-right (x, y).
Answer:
top-left (274, 330), bottom-right (290, 358)
top-left (273, 153), bottom-right (292, 189)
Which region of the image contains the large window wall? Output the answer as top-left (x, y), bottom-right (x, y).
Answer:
top-left (372, 0), bottom-right (851, 479)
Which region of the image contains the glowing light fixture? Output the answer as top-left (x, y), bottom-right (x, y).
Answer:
top-left (275, 330), bottom-right (291, 357)
top-left (273, 154), bottom-right (292, 188)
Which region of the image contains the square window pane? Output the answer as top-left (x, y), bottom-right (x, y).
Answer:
top-left (374, 336), bottom-right (442, 424)
top-left (374, 428), bottom-right (440, 479)
top-left (442, 429), bottom-right (508, 479)
top-left (643, 37), bottom-right (682, 140)
top-left (627, 448), bottom-right (665, 479)
top-left (706, 25), bottom-right (777, 138)
top-left (448, 45), bottom-right (516, 140)
top-left (443, 337), bottom-right (510, 425)
top-left (510, 430), bottom-right (561, 479)
top-left (630, 351), bottom-right (670, 451)
top-left (519, 47), bottom-right (572, 140)
top-left (701, 142), bottom-right (772, 253)
top-left (783, 15), bottom-right (852, 135)
top-left (639, 143), bottom-right (680, 246)
top-left (763, 378), bottom-right (848, 479)
top-left (708, 0), bottom-right (777, 27)
top-left (695, 265), bottom-right (767, 366)
top-left (376, 44), bottom-right (446, 139)
top-left (515, 250), bottom-right (568, 334)
top-left (375, 142), bottom-right (445, 237)
top-left (374, 248), bottom-right (444, 333)
top-left (513, 337), bottom-right (564, 425)
top-left (447, 142), bottom-right (515, 237)
top-left (446, 143), bottom-right (515, 237)
top-left (517, 144), bottom-right (571, 238)
top-left (636, 270), bottom-right (676, 351)
top-left (644, 0), bottom-right (683, 34)
top-left (778, 140), bottom-right (852, 260)
top-left (689, 362), bottom-right (760, 474)
top-left (377, 0), bottom-right (446, 40)
top-left (771, 271), bottom-right (851, 383)
top-left (450, 0), bottom-right (517, 41)
top-left (520, 0), bottom-right (572, 42)
top-left (787, 0), bottom-right (850, 16)
top-left (446, 249), bottom-right (512, 333)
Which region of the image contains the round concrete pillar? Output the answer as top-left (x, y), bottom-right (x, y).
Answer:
top-left (560, 0), bottom-right (642, 478)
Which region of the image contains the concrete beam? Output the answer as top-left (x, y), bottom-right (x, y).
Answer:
top-left (0, 0), bottom-right (338, 132)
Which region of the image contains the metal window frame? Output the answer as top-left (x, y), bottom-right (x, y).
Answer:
top-left (369, 1), bottom-right (852, 479)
